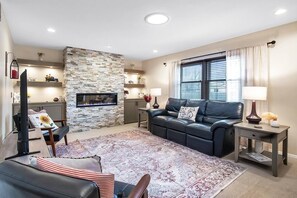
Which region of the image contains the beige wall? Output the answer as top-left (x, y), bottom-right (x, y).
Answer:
top-left (0, 8), bottom-right (15, 142)
top-left (14, 45), bottom-right (63, 62)
top-left (143, 21), bottom-right (297, 156)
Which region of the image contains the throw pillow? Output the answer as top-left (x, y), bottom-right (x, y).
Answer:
top-left (34, 157), bottom-right (114, 198)
top-left (28, 113), bottom-right (59, 133)
top-left (178, 106), bottom-right (199, 122)
top-left (30, 155), bottom-right (102, 172)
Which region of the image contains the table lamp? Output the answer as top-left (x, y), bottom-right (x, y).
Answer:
top-left (150, 88), bottom-right (161, 109)
top-left (242, 86), bottom-right (267, 124)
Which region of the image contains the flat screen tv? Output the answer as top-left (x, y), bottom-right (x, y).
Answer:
top-left (6, 70), bottom-right (40, 160)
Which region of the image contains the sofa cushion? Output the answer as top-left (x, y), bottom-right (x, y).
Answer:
top-left (204, 101), bottom-right (243, 124)
top-left (167, 110), bottom-right (179, 118)
top-left (165, 98), bottom-right (187, 112)
top-left (177, 106), bottom-right (199, 122)
top-left (151, 116), bottom-right (173, 127)
top-left (186, 99), bottom-right (206, 114)
top-left (167, 118), bottom-right (194, 132)
top-left (186, 123), bottom-right (213, 140)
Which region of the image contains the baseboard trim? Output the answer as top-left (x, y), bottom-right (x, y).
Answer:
top-left (266, 149), bottom-right (297, 159)
top-left (288, 153), bottom-right (297, 159)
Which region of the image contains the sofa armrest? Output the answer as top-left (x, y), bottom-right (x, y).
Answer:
top-left (147, 109), bottom-right (167, 118)
top-left (211, 119), bottom-right (242, 132)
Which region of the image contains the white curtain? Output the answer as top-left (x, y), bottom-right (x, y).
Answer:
top-left (168, 61), bottom-right (181, 98)
top-left (227, 45), bottom-right (269, 150)
top-left (226, 44), bottom-right (269, 115)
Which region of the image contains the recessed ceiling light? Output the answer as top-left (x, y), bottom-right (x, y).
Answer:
top-left (47, 27), bottom-right (56, 33)
top-left (274, 8), bottom-right (287, 15)
top-left (153, 49), bottom-right (158, 53)
top-left (145, 13), bottom-right (169, 25)
top-left (106, 45), bottom-right (112, 49)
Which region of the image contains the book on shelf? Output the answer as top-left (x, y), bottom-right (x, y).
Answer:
top-left (246, 152), bottom-right (272, 162)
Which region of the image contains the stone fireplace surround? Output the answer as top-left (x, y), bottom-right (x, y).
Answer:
top-left (64, 47), bottom-right (124, 132)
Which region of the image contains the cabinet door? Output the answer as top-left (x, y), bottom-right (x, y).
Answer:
top-left (42, 104), bottom-right (65, 121)
top-left (124, 100), bottom-right (138, 124)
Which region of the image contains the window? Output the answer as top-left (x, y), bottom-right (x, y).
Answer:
top-left (180, 57), bottom-right (226, 101)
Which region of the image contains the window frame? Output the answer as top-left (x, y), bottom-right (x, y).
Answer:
top-left (180, 56), bottom-right (226, 101)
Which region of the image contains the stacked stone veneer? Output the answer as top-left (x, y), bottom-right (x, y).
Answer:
top-left (64, 47), bottom-right (124, 132)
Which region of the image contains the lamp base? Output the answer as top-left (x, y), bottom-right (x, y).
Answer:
top-left (246, 101), bottom-right (262, 124)
top-left (246, 115), bottom-right (262, 124)
top-left (152, 96), bottom-right (159, 109)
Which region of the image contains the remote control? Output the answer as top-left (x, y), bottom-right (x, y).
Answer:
top-left (254, 125), bottom-right (262, 129)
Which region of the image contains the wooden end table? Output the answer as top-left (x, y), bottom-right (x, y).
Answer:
top-left (234, 122), bottom-right (289, 177)
top-left (138, 108), bottom-right (149, 128)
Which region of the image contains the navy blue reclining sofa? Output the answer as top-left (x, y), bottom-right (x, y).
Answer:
top-left (147, 98), bottom-right (244, 157)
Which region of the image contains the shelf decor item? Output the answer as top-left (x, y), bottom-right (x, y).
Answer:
top-left (242, 86), bottom-right (267, 124)
top-left (5, 51), bottom-right (19, 79)
top-left (262, 112), bottom-right (279, 128)
top-left (143, 94), bottom-right (152, 109)
top-left (150, 88), bottom-right (162, 109)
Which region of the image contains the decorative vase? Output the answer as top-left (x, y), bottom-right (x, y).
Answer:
top-left (146, 102), bottom-right (150, 109)
top-left (270, 120), bottom-right (280, 128)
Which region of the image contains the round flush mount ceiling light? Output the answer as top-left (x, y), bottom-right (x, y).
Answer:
top-left (47, 27), bottom-right (56, 33)
top-left (274, 8), bottom-right (287, 15)
top-left (145, 13), bottom-right (169, 25)
top-left (153, 49), bottom-right (158, 53)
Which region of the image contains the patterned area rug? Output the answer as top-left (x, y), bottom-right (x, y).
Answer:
top-left (56, 130), bottom-right (245, 198)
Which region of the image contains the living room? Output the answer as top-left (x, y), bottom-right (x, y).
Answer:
top-left (1, 1), bottom-right (297, 197)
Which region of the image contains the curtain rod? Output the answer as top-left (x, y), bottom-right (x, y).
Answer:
top-left (267, 40), bottom-right (276, 46)
top-left (181, 51), bottom-right (225, 62)
top-left (180, 40), bottom-right (276, 63)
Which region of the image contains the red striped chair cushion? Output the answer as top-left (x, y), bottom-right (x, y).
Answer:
top-left (36, 157), bottom-right (114, 198)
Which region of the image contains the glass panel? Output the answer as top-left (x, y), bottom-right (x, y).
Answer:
top-left (226, 80), bottom-right (241, 102)
top-left (209, 81), bottom-right (226, 101)
top-left (208, 59), bottom-right (226, 80)
top-left (182, 64), bottom-right (202, 82)
top-left (181, 83), bottom-right (201, 99)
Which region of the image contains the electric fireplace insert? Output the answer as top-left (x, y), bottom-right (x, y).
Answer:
top-left (76, 93), bottom-right (117, 107)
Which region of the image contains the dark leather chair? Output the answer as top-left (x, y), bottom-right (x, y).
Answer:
top-left (41, 119), bottom-right (69, 157)
top-left (0, 160), bottom-right (150, 198)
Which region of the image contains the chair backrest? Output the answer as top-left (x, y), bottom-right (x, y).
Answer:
top-left (128, 174), bottom-right (151, 198)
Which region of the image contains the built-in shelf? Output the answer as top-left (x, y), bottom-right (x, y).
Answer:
top-left (17, 81), bottom-right (63, 87)
top-left (17, 58), bottom-right (63, 69)
top-left (124, 84), bottom-right (145, 88)
top-left (124, 69), bottom-right (145, 75)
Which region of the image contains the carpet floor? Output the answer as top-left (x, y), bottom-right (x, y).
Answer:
top-left (56, 130), bottom-right (246, 198)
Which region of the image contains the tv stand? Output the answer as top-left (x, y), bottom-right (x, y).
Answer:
top-left (0, 129), bottom-right (51, 164)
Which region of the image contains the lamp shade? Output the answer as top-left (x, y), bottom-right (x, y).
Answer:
top-left (150, 88), bottom-right (161, 96)
top-left (242, 86), bottom-right (267, 101)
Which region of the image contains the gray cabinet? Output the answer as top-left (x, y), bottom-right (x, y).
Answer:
top-left (13, 102), bottom-right (66, 121)
top-left (124, 99), bottom-right (146, 124)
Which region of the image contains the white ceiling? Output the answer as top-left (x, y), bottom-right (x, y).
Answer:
top-left (2, 0), bottom-right (297, 60)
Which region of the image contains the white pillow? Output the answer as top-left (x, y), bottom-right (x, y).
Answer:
top-left (178, 106), bottom-right (199, 122)
top-left (28, 113), bottom-right (59, 134)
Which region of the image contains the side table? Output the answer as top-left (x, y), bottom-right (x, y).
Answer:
top-left (138, 108), bottom-right (149, 128)
top-left (234, 122), bottom-right (289, 177)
